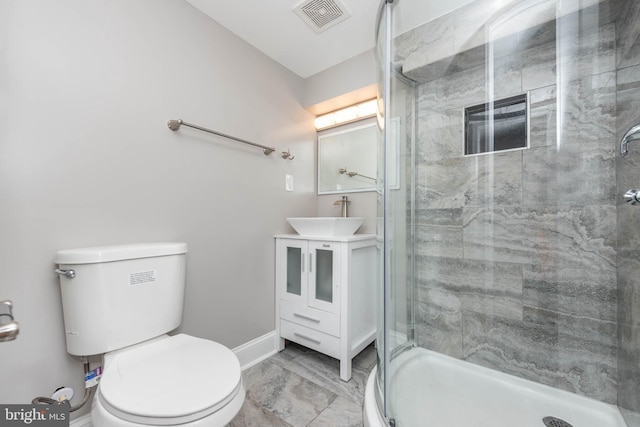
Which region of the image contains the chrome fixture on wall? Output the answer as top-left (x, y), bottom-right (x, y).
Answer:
top-left (620, 123), bottom-right (640, 157)
top-left (621, 124), bottom-right (640, 206)
top-left (0, 300), bottom-right (19, 342)
top-left (167, 119), bottom-right (276, 156)
top-left (624, 189), bottom-right (640, 205)
top-left (281, 149), bottom-right (295, 160)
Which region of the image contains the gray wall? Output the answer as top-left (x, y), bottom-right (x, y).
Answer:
top-left (0, 0), bottom-right (318, 414)
top-left (303, 49), bottom-right (377, 115)
top-left (400, 0), bottom-right (622, 404)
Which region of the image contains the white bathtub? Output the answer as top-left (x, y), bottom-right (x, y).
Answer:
top-left (364, 348), bottom-right (627, 427)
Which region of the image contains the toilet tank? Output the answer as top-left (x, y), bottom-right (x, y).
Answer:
top-left (54, 242), bottom-right (188, 356)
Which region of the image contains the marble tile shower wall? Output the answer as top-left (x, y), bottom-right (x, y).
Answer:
top-left (397, 0), bottom-right (625, 405)
top-left (616, 0), bottom-right (640, 418)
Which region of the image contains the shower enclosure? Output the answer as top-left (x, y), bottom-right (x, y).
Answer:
top-left (371, 0), bottom-right (640, 425)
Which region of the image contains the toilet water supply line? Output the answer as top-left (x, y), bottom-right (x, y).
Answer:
top-left (32, 359), bottom-right (100, 412)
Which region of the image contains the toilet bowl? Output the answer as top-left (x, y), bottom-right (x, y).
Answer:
top-left (91, 334), bottom-right (244, 427)
top-left (54, 243), bottom-right (245, 426)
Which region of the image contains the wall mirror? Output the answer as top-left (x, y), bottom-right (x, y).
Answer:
top-left (317, 117), bottom-right (378, 194)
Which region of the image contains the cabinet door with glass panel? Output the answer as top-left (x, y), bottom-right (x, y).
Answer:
top-left (277, 239), bottom-right (340, 314)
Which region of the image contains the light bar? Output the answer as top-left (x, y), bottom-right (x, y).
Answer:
top-left (314, 99), bottom-right (378, 130)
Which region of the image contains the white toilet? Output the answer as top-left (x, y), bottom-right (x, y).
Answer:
top-left (54, 242), bottom-right (245, 427)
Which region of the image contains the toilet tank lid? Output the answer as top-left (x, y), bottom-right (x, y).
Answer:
top-left (54, 242), bottom-right (188, 265)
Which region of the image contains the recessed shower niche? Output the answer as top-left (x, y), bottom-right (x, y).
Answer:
top-left (464, 93), bottom-right (529, 155)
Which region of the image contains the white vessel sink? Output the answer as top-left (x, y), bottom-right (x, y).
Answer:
top-left (287, 217), bottom-right (365, 237)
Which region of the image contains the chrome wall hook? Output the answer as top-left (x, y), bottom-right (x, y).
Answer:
top-left (281, 149), bottom-right (294, 160)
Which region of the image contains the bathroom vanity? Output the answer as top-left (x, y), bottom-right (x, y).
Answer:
top-left (275, 234), bottom-right (376, 381)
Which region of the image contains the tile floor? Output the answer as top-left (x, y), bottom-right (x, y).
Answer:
top-left (229, 342), bottom-right (377, 427)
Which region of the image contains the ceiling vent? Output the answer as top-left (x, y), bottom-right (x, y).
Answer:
top-left (293, 0), bottom-right (351, 34)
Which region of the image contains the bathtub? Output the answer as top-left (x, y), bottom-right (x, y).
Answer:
top-left (364, 347), bottom-right (627, 427)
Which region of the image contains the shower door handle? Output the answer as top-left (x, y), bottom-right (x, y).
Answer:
top-left (624, 189), bottom-right (640, 205)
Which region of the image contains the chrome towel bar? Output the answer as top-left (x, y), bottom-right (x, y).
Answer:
top-left (167, 119), bottom-right (275, 156)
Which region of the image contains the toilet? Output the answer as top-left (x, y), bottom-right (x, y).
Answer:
top-left (54, 242), bottom-right (245, 427)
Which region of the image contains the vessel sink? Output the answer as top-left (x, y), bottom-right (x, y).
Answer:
top-left (286, 217), bottom-right (365, 237)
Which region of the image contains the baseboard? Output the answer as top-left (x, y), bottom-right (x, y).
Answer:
top-left (232, 330), bottom-right (279, 371)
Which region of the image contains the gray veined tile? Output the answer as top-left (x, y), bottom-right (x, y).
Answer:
top-left (396, 12), bottom-right (455, 65)
top-left (415, 255), bottom-right (523, 321)
top-left (464, 150), bottom-right (523, 207)
top-left (616, 64), bottom-right (640, 140)
top-left (414, 208), bottom-right (463, 227)
top-left (490, 52), bottom-right (524, 99)
top-left (417, 66), bottom-right (485, 117)
top-left (522, 144), bottom-right (616, 206)
top-left (415, 223), bottom-right (464, 258)
top-left (269, 343), bottom-right (372, 405)
top-left (416, 156), bottom-right (470, 209)
top-left (618, 321), bottom-right (640, 413)
top-left (518, 19), bottom-right (556, 52)
top-left (528, 84), bottom-right (557, 148)
top-left (229, 398), bottom-right (293, 427)
top-left (416, 111), bottom-right (463, 162)
top-left (520, 205), bottom-right (617, 271)
top-left (415, 299), bottom-right (463, 358)
top-left (307, 397), bottom-right (363, 427)
top-left (462, 206), bottom-right (531, 264)
top-left (522, 264), bottom-right (617, 322)
top-left (556, 71), bottom-right (616, 147)
top-left (522, 40), bottom-right (557, 91)
top-left (462, 206), bottom-right (617, 271)
top-left (617, 250), bottom-right (640, 327)
top-left (523, 306), bottom-right (617, 403)
top-left (462, 312), bottom-right (561, 389)
top-left (240, 359), bottom-right (338, 427)
top-left (462, 310), bottom-right (617, 403)
top-left (416, 52), bottom-right (522, 117)
top-left (616, 0), bottom-right (640, 68)
top-left (557, 22), bottom-right (617, 77)
top-left (416, 151), bottom-right (523, 210)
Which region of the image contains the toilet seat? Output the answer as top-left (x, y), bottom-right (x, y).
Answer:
top-left (97, 334), bottom-right (243, 425)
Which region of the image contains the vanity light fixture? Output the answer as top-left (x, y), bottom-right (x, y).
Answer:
top-left (314, 99), bottom-right (378, 130)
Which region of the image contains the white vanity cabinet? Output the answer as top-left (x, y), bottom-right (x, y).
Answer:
top-left (275, 234), bottom-right (376, 381)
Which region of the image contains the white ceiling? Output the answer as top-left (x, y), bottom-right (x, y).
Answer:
top-left (186, 0), bottom-right (475, 79)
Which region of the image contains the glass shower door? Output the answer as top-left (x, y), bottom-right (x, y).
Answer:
top-left (376, 0), bottom-right (417, 420)
top-left (376, 0), bottom-right (640, 425)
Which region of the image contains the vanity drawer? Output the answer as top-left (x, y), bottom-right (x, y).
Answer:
top-left (280, 319), bottom-right (340, 359)
top-left (279, 300), bottom-right (340, 337)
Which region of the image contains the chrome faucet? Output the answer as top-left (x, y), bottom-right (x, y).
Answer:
top-left (333, 196), bottom-right (349, 217)
top-left (0, 300), bottom-right (19, 342)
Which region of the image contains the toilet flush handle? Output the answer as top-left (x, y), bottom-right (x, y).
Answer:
top-left (54, 268), bottom-right (76, 279)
